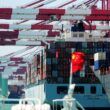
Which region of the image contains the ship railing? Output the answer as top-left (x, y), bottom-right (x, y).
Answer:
top-left (0, 98), bottom-right (41, 110)
top-left (53, 98), bottom-right (75, 110)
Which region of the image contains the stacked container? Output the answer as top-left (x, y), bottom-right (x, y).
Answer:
top-left (94, 52), bottom-right (106, 70)
top-left (46, 42), bottom-right (110, 84)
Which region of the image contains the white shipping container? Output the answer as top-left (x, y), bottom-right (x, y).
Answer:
top-left (94, 52), bottom-right (106, 61)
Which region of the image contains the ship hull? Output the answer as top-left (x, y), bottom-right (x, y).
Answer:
top-left (24, 83), bottom-right (110, 109)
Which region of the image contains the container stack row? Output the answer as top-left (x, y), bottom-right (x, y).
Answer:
top-left (46, 42), bottom-right (110, 84)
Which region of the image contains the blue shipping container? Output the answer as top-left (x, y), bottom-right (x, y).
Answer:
top-left (94, 60), bottom-right (106, 70)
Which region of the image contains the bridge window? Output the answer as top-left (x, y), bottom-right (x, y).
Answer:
top-left (74, 86), bottom-right (84, 94)
top-left (79, 33), bottom-right (84, 37)
top-left (91, 86), bottom-right (96, 94)
top-left (57, 86), bottom-right (68, 94)
top-left (73, 33), bottom-right (78, 37)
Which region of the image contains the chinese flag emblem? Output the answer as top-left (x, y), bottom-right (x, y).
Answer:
top-left (71, 52), bottom-right (85, 73)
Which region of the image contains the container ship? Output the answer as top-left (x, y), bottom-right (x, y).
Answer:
top-left (0, 33), bottom-right (110, 110)
top-left (24, 41), bottom-right (110, 110)
top-left (0, 0), bottom-right (110, 110)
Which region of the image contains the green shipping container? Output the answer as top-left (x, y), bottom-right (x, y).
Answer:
top-left (1, 78), bottom-right (8, 97)
top-left (0, 75), bottom-right (1, 88)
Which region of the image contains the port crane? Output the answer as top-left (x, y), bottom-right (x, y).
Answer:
top-left (0, 0), bottom-right (110, 44)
